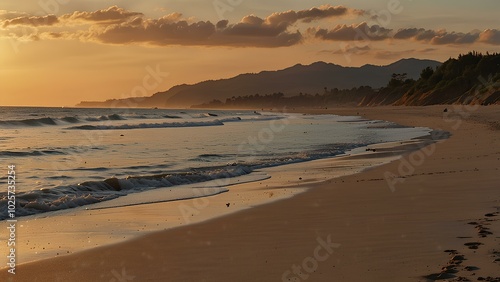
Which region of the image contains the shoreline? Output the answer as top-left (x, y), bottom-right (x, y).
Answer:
top-left (2, 105), bottom-right (499, 281)
top-left (0, 128), bottom-right (432, 266)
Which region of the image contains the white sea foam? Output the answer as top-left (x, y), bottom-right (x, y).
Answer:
top-left (68, 120), bottom-right (225, 130)
top-left (0, 107), bottom-right (433, 221)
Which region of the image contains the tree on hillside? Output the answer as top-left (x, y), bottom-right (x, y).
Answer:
top-left (388, 73), bottom-right (406, 86)
top-left (420, 67), bottom-right (434, 80)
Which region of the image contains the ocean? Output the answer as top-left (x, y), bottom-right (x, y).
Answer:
top-left (0, 107), bottom-right (431, 220)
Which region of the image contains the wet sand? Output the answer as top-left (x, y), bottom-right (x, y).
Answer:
top-left (2, 105), bottom-right (499, 281)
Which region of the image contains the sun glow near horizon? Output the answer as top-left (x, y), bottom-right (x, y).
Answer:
top-left (0, 1), bottom-right (498, 106)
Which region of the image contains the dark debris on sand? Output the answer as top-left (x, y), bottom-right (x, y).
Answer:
top-left (422, 209), bottom-right (499, 281)
top-left (477, 277), bottom-right (500, 282)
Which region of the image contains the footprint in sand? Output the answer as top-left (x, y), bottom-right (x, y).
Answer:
top-left (464, 242), bottom-right (483, 249)
top-left (463, 265), bottom-right (479, 271)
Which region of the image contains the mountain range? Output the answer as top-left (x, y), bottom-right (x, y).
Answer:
top-left (77, 58), bottom-right (441, 108)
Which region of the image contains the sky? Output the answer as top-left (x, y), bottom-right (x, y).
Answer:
top-left (0, 0), bottom-right (499, 106)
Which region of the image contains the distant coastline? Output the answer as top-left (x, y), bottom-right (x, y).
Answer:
top-left (77, 57), bottom-right (441, 108)
top-left (77, 52), bottom-right (500, 109)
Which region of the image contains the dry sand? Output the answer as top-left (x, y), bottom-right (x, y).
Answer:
top-left (0, 140), bottom-right (409, 266)
top-left (1, 105), bottom-right (499, 282)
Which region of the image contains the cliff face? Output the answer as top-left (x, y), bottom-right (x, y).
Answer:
top-left (359, 53), bottom-right (500, 106)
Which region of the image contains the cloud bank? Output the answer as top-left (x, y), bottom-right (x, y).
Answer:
top-left (1, 5), bottom-right (361, 47)
top-left (312, 24), bottom-right (500, 45)
top-left (1, 5), bottom-right (498, 48)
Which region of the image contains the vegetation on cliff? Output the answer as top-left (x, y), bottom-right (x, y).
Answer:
top-left (195, 52), bottom-right (499, 108)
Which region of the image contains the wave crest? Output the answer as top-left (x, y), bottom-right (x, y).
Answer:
top-left (68, 120), bottom-right (225, 130)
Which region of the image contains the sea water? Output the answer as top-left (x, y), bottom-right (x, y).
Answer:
top-left (0, 107), bottom-right (431, 220)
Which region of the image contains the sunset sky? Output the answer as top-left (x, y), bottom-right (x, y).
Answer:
top-left (1, 0), bottom-right (499, 106)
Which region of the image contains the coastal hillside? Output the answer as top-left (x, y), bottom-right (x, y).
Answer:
top-left (77, 58), bottom-right (440, 108)
top-left (360, 52), bottom-right (500, 106)
top-left (196, 52), bottom-right (499, 108)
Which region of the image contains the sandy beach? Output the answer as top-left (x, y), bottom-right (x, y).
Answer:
top-left (2, 105), bottom-right (499, 282)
